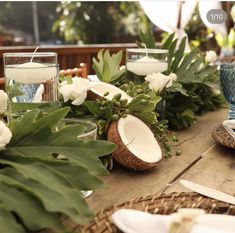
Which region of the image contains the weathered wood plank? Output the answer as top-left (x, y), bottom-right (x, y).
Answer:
top-left (164, 143), bottom-right (235, 195)
top-left (87, 108), bottom-right (228, 212)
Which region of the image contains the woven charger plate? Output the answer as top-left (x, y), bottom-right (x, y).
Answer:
top-left (212, 124), bottom-right (235, 149)
top-left (79, 192), bottom-right (235, 233)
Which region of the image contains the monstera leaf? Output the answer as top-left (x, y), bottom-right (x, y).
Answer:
top-left (0, 107), bottom-right (117, 233)
top-left (92, 49), bottom-right (126, 84)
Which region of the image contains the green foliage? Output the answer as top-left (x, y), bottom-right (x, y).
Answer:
top-left (92, 49), bottom-right (126, 84)
top-left (138, 29), bottom-right (225, 129)
top-left (137, 27), bottom-right (156, 49)
top-left (0, 107), bottom-right (116, 233)
top-left (53, 2), bottom-right (150, 44)
top-left (162, 33), bottom-right (224, 129)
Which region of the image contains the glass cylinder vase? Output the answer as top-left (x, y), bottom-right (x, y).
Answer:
top-left (3, 52), bottom-right (59, 121)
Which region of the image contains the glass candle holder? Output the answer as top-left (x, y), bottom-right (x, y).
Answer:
top-left (3, 52), bottom-right (58, 121)
top-left (126, 48), bottom-right (168, 76)
top-left (62, 118), bottom-right (97, 140)
top-left (220, 63), bottom-right (235, 119)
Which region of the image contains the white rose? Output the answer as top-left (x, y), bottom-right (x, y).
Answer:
top-left (0, 90), bottom-right (8, 114)
top-left (205, 51), bottom-right (217, 63)
top-left (59, 77), bottom-right (92, 106)
top-left (0, 121), bottom-right (12, 151)
top-left (145, 72), bottom-right (177, 93)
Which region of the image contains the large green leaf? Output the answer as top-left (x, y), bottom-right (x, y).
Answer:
top-left (0, 107), bottom-right (117, 233)
top-left (0, 182), bottom-right (65, 232)
top-left (0, 209), bottom-right (25, 233)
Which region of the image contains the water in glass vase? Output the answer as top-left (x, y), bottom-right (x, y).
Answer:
top-left (5, 63), bottom-right (59, 121)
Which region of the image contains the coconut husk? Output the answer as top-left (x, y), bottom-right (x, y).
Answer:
top-left (87, 90), bottom-right (103, 101)
top-left (212, 124), bottom-right (235, 149)
top-left (107, 121), bottom-right (161, 171)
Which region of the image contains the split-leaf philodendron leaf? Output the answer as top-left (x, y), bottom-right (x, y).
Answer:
top-left (0, 107), bottom-right (117, 233)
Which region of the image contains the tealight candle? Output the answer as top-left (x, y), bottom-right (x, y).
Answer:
top-left (5, 61), bottom-right (57, 84)
top-left (126, 48), bottom-right (168, 76)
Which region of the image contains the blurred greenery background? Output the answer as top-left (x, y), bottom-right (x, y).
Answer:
top-left (0, 1), bottom-right (234, 52)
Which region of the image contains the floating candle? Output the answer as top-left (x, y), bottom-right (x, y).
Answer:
top-left (126, 56), bottom-right (168, 76)
top-left (5, 62), bottom-right (57, 84)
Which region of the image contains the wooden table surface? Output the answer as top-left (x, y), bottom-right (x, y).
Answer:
top-left (87, 108), bottom-right (235, 213)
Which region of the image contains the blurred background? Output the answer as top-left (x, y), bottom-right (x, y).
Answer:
top-left (0, 1), bottom-right (233, 51)
top-left (0, 1), bottom-right (235, 78)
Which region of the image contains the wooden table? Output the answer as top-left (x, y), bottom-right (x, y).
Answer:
top-left (87, 108), bottom-right (235, 213)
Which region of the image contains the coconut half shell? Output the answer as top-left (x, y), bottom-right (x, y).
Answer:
top-left (88, 82), bottom-right (132, 102)
top-left (107, 114), bottom-right (162, 171)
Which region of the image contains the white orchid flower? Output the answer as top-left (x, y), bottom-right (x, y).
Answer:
top-left (205, 51), bottom-right (217, 64)
top-left (0, 121), bottom-right (12, 151)
top-left (145, 72), bottom-right (177, 93)
top-left (0, 90), bottom-right (8, 114)
top-left (59, 77), bottom-right (92, 106)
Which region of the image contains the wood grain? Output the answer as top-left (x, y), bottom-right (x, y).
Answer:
top-left (165, 144), bottom-right (235, 195)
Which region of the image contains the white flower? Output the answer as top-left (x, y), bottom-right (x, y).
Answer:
top-left (0, 90), bottom-right (8, 114)
top-left (145, 72), bottom-right (177, 93)
top-left (0, 121), bottom-right (12, 151)
top-left (231, 5), bottom-right (235, 22)
top-left (205, 51), bottom-right (217, 63)
top-left (59, 77), bottom-right (92, 106)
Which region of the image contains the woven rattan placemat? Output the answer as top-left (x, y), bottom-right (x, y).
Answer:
top-left (212, 125), bottom-right (235, 149)
top-left (78, 192), bottom-right (235, 233)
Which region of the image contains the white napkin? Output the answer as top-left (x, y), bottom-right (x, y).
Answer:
top-left (111, 209), bottom-right (235, 233)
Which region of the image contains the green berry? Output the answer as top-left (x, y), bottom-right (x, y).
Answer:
top-left (172, 135), bottom-right (178, 142)
top-left (112, 114), bottom-right (119, 121)
top-left (114, 102), bottom-right (121, 107)
top-left (136, 89), bottom-right (143, 94)
top-left (123, 83), bottom-right (129, 89)
top-left (129, 81), bottom-right (134, 87)
top-left (122, 114), bottom-right (128, 118)
top-left (124, 109), bottom-right (130, 114)
top-left (115, 93), bottom-right (122, 100)
top-left (121, 99), bottom-right (128, 105)
top-left (103, 91), bottom-right (109, 97)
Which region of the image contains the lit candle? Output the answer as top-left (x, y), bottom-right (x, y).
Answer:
top-left (126, 56), bottom-right (168, 76)
top-left (5, 62), bottom-right (57, 84)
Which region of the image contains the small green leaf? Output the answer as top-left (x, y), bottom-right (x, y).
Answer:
top-left (162, 32), bottom-right (175, 50)
top-left (171, 37), bottom-right (187, 72)
top-left (85, 101), bottom-right (102, 117)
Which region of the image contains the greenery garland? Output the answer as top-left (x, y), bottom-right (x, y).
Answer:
top-left (137, 28), bottom-right (225, 129)
top-left (0, 27), bottom-right (226, 233)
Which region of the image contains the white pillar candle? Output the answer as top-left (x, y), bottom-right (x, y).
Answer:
top-left (126, 56), bottom-right (168, 76)
top-left (5, 62), bottom-right (57, 84)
